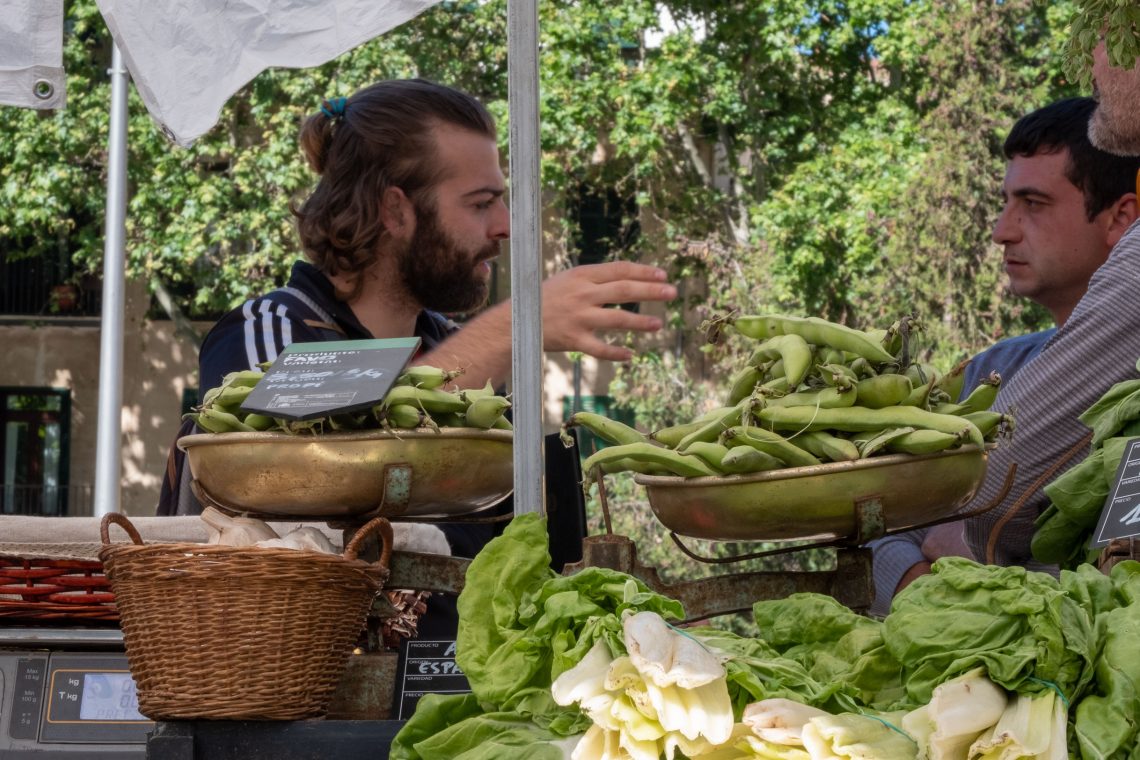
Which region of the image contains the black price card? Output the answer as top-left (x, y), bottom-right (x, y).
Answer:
top-left (1091, 437), bottom-right (1140, 547)
top-left (240, 337), bottom-right (420, 421)
top-left (395, 639), bottom-right (471, 719)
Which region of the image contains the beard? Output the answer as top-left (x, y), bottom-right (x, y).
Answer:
top-left (397, 203), bottom-right (498, 314)
top-left (1090, 65), bottom-right (1140, 156)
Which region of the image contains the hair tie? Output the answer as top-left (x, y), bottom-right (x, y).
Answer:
top-left (320, 97), bottom-right (348, 120)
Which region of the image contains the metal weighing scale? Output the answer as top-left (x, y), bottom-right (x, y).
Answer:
top-left (0, 628), bottom-right (151, 758)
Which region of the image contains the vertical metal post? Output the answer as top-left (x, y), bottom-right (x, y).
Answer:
top-left (93, 43), bottom-right (130, 517)
top-left (507, 0), bottom-right (543, 515)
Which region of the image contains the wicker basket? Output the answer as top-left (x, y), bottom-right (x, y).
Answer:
top-left (99, 513), bottom-right (392, 721)
top-left (1098, 538), bottom-right (1139, 574)
top-left (0, 553), bottom-right (117, 622)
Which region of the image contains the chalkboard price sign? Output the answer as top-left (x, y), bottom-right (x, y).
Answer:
top-left (395, 639), bottom-right (471, 719)
top-left (240, 338), bottom-right (420, 421)
top-left (1091, 437), bottom-right (1140, 547)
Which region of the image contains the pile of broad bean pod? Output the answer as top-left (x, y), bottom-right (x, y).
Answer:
top-left (187, 365), bottom-right (512, 435)
top-left (562, 313), bottom-right (1012, 478)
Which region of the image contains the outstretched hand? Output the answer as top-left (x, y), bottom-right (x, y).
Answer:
top-left (541, 261), bottom-right (677, 361)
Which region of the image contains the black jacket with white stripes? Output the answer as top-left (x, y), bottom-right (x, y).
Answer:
top-left (198, 260), bottom-right (456, 393)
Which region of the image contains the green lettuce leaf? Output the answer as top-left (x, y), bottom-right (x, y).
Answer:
top-left (883, 558), bottom-right (1097, 708)
top-left (1072, 561), bottom-right (1140, 760)
top-left (750, 593), bottom-right (904, 710)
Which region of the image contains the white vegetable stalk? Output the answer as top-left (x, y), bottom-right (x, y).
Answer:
top-left (801, 712), bottom-right (918, 760)
top-left (743, 698), bottom-right (832, 746)
top-left (901, 668), bottom-right (1008, 760)
top-left (694, 723), bottom-right (813, 760)
top-left (967, 691), bottom-right (1067, 760)
top-left (551, 612), bottom-right (734, 759)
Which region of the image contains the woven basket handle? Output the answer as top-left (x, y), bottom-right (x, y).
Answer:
top-left (343, 517), bottom-right (394, 574)
top-left (100, 513), bottom-right (145, 547)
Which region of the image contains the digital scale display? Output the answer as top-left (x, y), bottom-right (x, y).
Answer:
top-left (47, 667), bottom-right (147, 725)
top-left (78, 671), bottom-right (147, 722)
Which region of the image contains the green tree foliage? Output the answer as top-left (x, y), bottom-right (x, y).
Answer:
top-left (0, 0), bottom-right (513, 316)
top-left (0, 1), bottom-right (1105, 369)
top-left (877, 0), bottom-right (1076, 364)
top-left (1065, 0), bottom-right (1140, 82)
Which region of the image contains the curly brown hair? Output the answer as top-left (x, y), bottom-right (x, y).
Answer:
top-left (292, 79), bottom-right (497, 299)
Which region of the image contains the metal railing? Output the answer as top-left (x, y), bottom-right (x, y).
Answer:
top-left (0, 254), bottom-right (102, 317)
top-left (0, 484), bottom-right (94, 516)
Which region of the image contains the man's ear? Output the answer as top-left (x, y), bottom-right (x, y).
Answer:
top-left (380, 186), bottom-right (413, 237)
top-left (1106, 193), bottom-right (1139, 248)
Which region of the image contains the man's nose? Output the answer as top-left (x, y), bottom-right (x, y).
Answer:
top-left (490, 199), bottom-right (510, 240)
top-left (992, 206), bottom-right (1020, 245)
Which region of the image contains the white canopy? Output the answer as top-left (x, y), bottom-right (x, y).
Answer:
top-left (95, 0), bottom-right (443, 146)
top-left (0, 0), bottom-right (67, 110)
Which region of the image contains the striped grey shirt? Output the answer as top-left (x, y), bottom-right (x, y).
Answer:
top-left (964, 219), bottom-right (1140, 567)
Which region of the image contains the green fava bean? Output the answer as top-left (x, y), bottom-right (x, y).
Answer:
top-left (582, 443), bottom-right (718, 478)
top-left (727, 364), bottom-right (763, 406)
top-left (957, 372), bottom-right (1001, 414)
top-left (757, 405), bottom-right (986, 448)
top-left (886, 429), bottom-right (961, 455)
top-left (720, 446), bottom-right (783, 474)
top-left (683, 441), bottom-right (731, 473)
top-left (854, 374), bottom-right (912, 409)
top-left (790, 430), bottom-right (859, 462)
top-left (562, 411), bottom-right (647, 448)
top-left (763, 384), bottom-right (856, 410)
top-left (730, 314), bottom-right (895, 364)
top-left (857, 426), bottom-right (916, 457)
top-left (747, 334), bottom-right (813, 387)
top-left (650, 420), bottom-right (709, 449)
top-left (719, 426), bottom-right (820, 468)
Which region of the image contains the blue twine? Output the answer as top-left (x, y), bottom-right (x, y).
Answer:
top-left (854, 709), bottom-right (918, 745)
top-left (1026, 677), bottom-right (1070, 709)
top-left (320, 97), bottom-right (348, 119)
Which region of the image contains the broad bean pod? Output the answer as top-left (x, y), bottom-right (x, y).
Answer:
top-left (730, 314), bottom-right (895, 363)
top-left (582, 443), bottom-right (718, 478)
top-left (790, 430), bottom-right (859, 462)
top-left (886, 429), bottom-right (961, 455)
top-left (561, 411), bottom-right (648, 448)
top-left (757, 405), bottom-right (985, 448)
top-left (854, 374), bottom-right (912, 409)
top-left (719, 426), bottom-right (821, 467)
top-left (747, 334), bottom-right (813, 387)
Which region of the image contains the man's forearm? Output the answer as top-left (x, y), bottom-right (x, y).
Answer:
top-left (417, 302), bottom-right (514, 388)
top-left (868, 530), bottom-right (928, 617)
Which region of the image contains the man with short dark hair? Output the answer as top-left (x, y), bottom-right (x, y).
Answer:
top-left (958, 42), bottom-right (1140, 569)
top-left (871, 97), bottom-right (1140, 613)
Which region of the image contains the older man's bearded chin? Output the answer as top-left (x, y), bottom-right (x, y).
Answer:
top-left (1090, 77), bottom-right (1140, 156)
top-left (398, 204), bottom-right (497, 315)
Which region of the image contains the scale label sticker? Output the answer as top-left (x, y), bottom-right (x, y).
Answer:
top-left (396, 640), bottom-right (471, 719)
top-left (1092, 437), bottom-right (1140, 547)
top-left (10, 657), bottom-right (46, 740)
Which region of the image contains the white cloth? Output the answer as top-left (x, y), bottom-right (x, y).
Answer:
top-left (0, 515), bottom-right (450, 558)
top-left (94, 0), bottom-right (443, 145)
top-left (0, 0), bottom-right (66, 110)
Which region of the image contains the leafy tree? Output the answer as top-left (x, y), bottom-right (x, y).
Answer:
top-left (877, 0), bottom-right (1076, 364)
top-left (1065, 0), bottom-right (1140, 82)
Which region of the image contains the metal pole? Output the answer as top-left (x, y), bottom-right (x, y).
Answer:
top-left (92, 43), bottom-right (130, 517)
top-left (507, 0), bottom-right (543, 515)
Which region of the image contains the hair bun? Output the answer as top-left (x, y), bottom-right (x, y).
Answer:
top-left (298, 111), bottom-right (334, 174)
